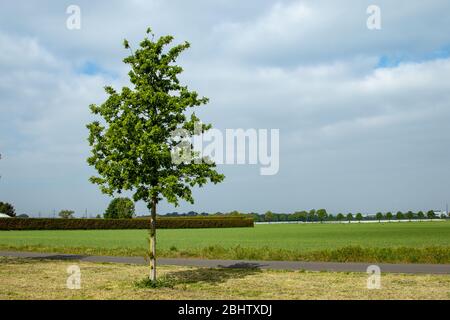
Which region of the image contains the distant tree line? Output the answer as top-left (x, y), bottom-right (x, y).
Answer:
top-left (163, 209), bottom-right (326, 222)
top-left (2, 197), bottom-right (448, 222)
top-left (165, 211), bottom-right (210, 217)
top-left (250, 209), bottom-right (447, 223)
top-left (100, 206), bottom-right (450, 222)
top-left (162, 209), bottom-right (448, 222)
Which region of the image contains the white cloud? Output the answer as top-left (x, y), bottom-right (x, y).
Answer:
top-left (0, 33), bottom-right (59, 70)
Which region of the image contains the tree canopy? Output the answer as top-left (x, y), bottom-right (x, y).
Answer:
top-left (58, 210), bottom-right (74, 219)
top-left (0, 202), bottom-right (15, 217)
top-left (104, 197), bottom-right (135, 219)
top-left (87, 28), bottom-right (224, 208)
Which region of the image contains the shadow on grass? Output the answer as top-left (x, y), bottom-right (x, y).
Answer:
top-left (0, 255), bottom-right (89, 265)
top-left (31, 254), bottom-right (89, 261)
top-left (166, 263), bottom-right (263, 285)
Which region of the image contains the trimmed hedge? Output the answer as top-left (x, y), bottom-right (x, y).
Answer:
top-left (0, 217), bottom-right (254, 230)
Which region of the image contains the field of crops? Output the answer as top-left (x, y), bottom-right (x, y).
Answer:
top-left (0, 221), bottom-right (449, 263)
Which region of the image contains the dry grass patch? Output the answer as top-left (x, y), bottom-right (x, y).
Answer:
top-left (0, 257), bottom-right (449, 300)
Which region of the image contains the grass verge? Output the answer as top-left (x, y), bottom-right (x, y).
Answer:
top-left (1, 244), bottom-right (449, 264)
top-left (0, 257), bottom-right (449, 300)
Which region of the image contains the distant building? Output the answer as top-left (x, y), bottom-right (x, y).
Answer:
top-left (433, 210), bottom-right (448, 217)
top-left (0, 213), bottom-right (11, 218)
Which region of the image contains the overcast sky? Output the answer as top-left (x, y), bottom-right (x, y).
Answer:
top-left (1, 1), bottom-right (450, 216)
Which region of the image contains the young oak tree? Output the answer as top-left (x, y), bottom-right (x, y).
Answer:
top-left (86, 28), bottom-right (224, 281)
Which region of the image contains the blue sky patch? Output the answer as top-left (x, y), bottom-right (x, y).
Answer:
top-left (80, 61), bottom-right (101, 75)
top-left (377, 46), bottom-right (450, 69)
top-left (77, 61), bottom-right (117, 78)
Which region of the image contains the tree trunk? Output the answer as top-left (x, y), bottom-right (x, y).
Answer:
top-left (149, 197), bottom-right (157, 281)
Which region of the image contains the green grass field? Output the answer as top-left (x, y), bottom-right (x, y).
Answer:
top-left (1, 222), bottom-right (449, 263)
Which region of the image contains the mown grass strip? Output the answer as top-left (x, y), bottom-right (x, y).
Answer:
top-left (2, 257), bottom-right (449, 300)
